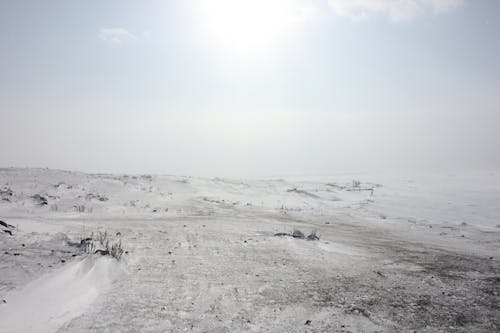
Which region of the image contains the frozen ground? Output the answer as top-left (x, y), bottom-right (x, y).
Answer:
top-left (0, 167), bottom-right (498, 332)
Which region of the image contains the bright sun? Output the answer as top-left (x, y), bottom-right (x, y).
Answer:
top-left (195, 0), bottom-right (308, 55)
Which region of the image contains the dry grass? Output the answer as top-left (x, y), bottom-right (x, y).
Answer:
top-left (275, 228), bottom-right (320, 241)
top-left (82, 231), bottom-right (124, 260)
top-left (307, 229), bottom-right (319, 241)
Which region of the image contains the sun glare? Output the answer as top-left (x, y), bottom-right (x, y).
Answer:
top-left (195, 0), bottom-right (305, 55)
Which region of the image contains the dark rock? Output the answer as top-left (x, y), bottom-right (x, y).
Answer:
top-left (3, 229), bottom-right (12, 236)
top-left (31, 194), bottom-right (48, 205)
top-left (455, 313), bottom-right (469, 327)
top-left (0, 187), bottom-right (13, 197)
top-left (349, 306), bottom-right (370, 318)
top-left (0, 220), bottom-right (15, 229)
top-left (305, 320), bottom-right (312, 326)
top-left (80, 238), bottom-right (92, 245)
top-left (86, 193), bottom-right (108, 202)
top-left (417, 295), bottom-right (431, 306)
top-left (292, 230), bottom-right (305, 239)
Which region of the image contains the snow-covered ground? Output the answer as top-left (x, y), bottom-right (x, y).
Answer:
top-left (0, 168), bottom-right (498, 332)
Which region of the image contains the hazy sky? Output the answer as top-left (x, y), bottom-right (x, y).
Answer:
top-left (1, 0), bottom-right (499, 177)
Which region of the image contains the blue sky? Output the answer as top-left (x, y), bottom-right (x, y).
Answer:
top-left (1, 0), bottom-right (499, 176)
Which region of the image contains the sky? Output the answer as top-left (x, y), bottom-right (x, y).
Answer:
top-left (0, 0), bottom-right (499, 177)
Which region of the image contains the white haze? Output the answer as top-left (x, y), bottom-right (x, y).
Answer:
top-left (1, 107), bottom-right (498, 177)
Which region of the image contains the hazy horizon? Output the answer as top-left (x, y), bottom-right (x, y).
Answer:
top-left (1, 0), bottom-right (499, 177)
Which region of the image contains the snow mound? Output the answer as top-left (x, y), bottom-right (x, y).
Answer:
top-left (0, 256), bottom-right (121, 333)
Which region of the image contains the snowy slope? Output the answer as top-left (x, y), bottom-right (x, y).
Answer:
top-left (0, 256), bottom-right (120, 333)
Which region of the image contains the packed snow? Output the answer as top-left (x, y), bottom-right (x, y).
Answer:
top-left (0, 168), bottom-right (498, 332)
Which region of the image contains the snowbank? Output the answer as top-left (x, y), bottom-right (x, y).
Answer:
top-left (0, 256), bottom-right (121, 333)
